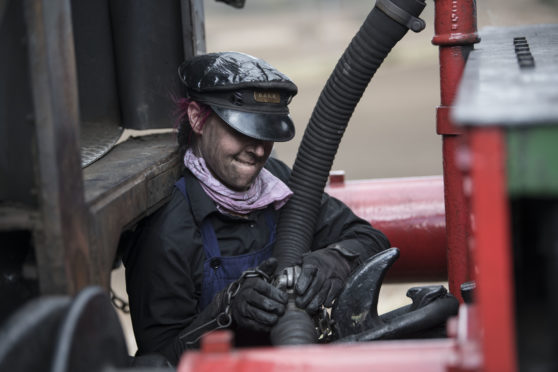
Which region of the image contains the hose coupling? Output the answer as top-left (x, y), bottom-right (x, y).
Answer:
top-left (376, 0), bottom-right (426, 33)
top-left (272, 265), bottom-right (301, 293)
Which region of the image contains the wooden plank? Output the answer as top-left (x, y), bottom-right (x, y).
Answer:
top-left (83, 132), bottom-right (180, 287)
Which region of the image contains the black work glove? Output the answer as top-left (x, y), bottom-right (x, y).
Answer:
top-left (230, 257), bottom-right (288, 332)
top-left (295, 245), bottom-right (359, 314)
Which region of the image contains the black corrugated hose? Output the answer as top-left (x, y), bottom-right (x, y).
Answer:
top-left (270, 0), bottom-right (427, 346)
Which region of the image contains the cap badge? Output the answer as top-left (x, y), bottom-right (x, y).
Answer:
top-left (254, 91), bottom-right (281, 104)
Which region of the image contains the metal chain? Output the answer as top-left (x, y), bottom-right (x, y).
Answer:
top-left (220, 267), bottom-right (272, 323)
top-left (179, 267), bottom-right (272, 345)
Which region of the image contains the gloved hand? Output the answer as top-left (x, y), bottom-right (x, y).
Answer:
top-left (230, 257), bottom-right (288, 332)
top-left (295, 246), bottom-right (358, 314)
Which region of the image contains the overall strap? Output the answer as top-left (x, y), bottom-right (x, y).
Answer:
top-left (174, 178), bottom-right (189, 203)
top-left (263, 208), bottom-right (276, 244)
top-left (174, 177), bottom-right (222, 259)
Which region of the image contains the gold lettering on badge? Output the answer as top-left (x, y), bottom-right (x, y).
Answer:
top-left (254, 91), bottom-right (281, 103)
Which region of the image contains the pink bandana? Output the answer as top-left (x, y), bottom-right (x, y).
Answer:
top-left (184, 149), bottom-right (293, 215)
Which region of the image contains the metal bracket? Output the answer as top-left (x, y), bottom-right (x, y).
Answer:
top-left (272, 265), bottom-right (301, 292)
top-left (376, 0), bottom-right (426, 33)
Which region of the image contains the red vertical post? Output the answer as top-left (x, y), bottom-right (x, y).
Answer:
top-left (432, 0), bottom-right (480, 300)
top-left (469, 128), bottom-right (517, 372)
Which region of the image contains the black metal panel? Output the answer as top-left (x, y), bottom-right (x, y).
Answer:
top-left (71, 0), bottom-right (121, 128)
top-left (0, 231), bottom-right (39, 322)
top-left (0, 0), bottom-right (36, 207)
top-left (110, 0), bottom-right (186, 130)
top-left (511, 198), bottom-right (558, 372)
top-left (71, 0), bottom-right (124, 167)
top-left (453, 24), bottom-right (558, 127)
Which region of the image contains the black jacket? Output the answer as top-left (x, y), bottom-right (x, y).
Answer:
top-left (124, 157), bottom-right (389, 363)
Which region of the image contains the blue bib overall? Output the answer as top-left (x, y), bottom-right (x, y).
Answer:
top-left (175, 178), bottom-right (275, 311)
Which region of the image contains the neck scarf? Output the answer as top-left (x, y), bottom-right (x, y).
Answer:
top-left (184, 149), bottom-right (293, 215)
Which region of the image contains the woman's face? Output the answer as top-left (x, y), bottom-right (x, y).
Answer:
top-left (195, 112), bottom-right (274, 191)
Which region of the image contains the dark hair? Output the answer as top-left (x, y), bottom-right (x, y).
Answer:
top-left (173, 97), bottom-right (212, 161)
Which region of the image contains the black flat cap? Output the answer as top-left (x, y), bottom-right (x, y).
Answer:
top-left (178, 52), bottom-right (297, 142)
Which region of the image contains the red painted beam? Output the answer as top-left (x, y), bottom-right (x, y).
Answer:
top-left (177, 305), bottom-right (484, 372)
top-left (179, 331), bottom-right (458, 372)
top-left (325, 175), bottom-right (447, 282)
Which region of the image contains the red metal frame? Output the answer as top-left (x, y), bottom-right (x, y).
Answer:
top-left (432, 0), bottom-right (480, 300)
top-left (468, 129), bottom-right (517, 372)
